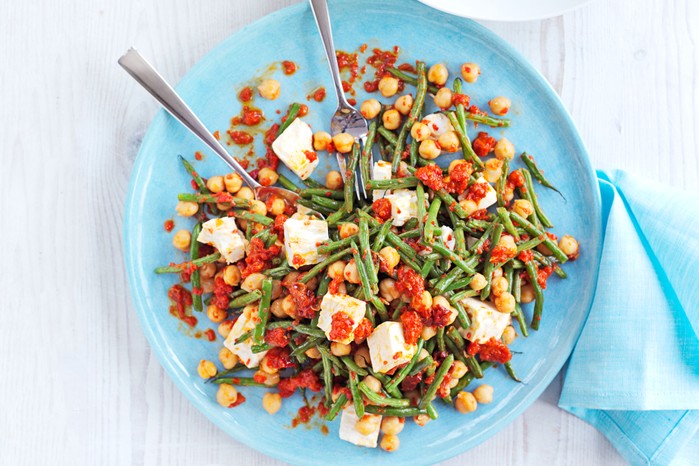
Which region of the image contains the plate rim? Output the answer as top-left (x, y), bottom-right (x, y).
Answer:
top-left (416, 0), bottom-right (594, 22)
top-left (123, 1), bottom-right (603, 464)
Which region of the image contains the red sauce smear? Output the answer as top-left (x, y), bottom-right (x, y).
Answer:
top-left (371, 198), bottom-right (392, 221)
top-left (329, 311), bottom-right (355, 342)
top-left (278, 368), bottom-right (323, 398)
top-left (309, 87), bottom-right (326, 102)
top-left (468, 338), bottom-right (512, 364)
top-left (168, 284), bottom-right (196, 327)
top-left (204, 328), bottom-right (216, 342)
top-left (282, 60), bottom-right (297, 75)
top-left (395, 266), bottom-right (425, 299)
top-left (336, 50), bottom-right (360, 91)
top-left (472, 131), bottom-right (496, 157)
top-left (400, 310), bottom-right (422, 345)
top-left (364, 46), bottom-right (400, 93)
top-left (415, 164), bottom-right (445, 191)
top-left (465, 182), bottom-right (489, 203)
top-left (238, 86), bottom-right (253, 103)
top-left (353, 318), bottom-right (373, 344)
top-left (163, 219), bottom-right (174, 232)
top-left (231, 106), bottom-right (264, 126)
top-left (228, 130), bottom-right (254, 145)
top-left (194, 151), bottom-right (203, 161)
top-left (287, 282), bottom-right (319, 319)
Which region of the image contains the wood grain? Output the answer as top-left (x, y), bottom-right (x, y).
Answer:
top-left (1, 0), bottom-right (696, 464)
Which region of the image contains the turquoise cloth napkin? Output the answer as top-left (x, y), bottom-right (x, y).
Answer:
top-left (559, 170), bottom-right (699, 465)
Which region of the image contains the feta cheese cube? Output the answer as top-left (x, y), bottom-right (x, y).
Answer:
top-left (317, 294), bottom-right (367, 344)
top-left (372, 160), bottom-right (393, 200)
top-left (367, 321), bottom-right (417, 373)
top-left (384, 189), bottom-right (419, 227)
top-left (223, 305), bottom-right (268, 368)
top-left (283, 215), bottom-right (329, 269)
top-left (440, 225), bottom-right (456, 250)
top-left (197, 217), bottom-right (247, 264)
top-left (422, 112), bottom-right (454, 139)
top-left (458, 176), bottom-right (497, 211)
top-left (271, 118), bottom-right (318, 180)
top-left (339, 405), bottom-right (382, 448)
top-left (460, 297), bottom-right (511, 343)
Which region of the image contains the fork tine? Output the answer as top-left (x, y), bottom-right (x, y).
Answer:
top-left (356, 136), bottom-right (369, 201)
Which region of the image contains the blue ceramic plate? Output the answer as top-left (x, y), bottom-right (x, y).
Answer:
top-left (124, 0), bottom-right (601, 464)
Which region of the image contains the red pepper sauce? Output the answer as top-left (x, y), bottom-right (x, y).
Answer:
top-left (238, 86), bottom-right (253, 103)
top-left (194, 151), bottom-right (203, 161)
top-left (227, 130), bottom-right (254, 145)
top-left (308, 87), bottom-right (326, 102)
top-left (364, 46), bottom-right (400, 93)
top-left (329, 311), bottom-right (355, 342)
top-left (231, 106), bottom-right (264, 126)
top-left (163, 219), bottom-right (174, 232)
top-left (282, 60), bottom-right (297, 75)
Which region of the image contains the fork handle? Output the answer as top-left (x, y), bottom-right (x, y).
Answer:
top-left (308, 0), bottom-right (351, 108)
top-left (118, 48), bottom-right (260, 190)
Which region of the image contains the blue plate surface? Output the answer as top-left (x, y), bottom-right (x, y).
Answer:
top-left (124, 1), bottom-right (602, 464)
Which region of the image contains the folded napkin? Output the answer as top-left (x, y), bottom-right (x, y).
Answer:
top-left (559, 170), bottom-right (699, 465)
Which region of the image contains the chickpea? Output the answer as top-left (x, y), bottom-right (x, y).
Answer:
top-left (216, 383), bottom-right (238, 407)
top-left (494, 138), bottom-right (515, 160)
top-left (199, 262), bottom-right (217, 279)
top-left (249, 199), bottom-right (267, 216)
top-left (504, 184), bottom-right (515, 204)
top-left (216, 201), bottom-right (231, 212)
top-left (502, 325), bottom-right (517, 345)
top-left (355, 416), bottom-right (377, 436)
top-left (394, 94), bottom-right (413, 115)
top-left (260, 356), bottom-right (279, 374)
top-left (427, 63), bottom-right (448, 86)
top-left (492, 268), bottom-right (503, 280)
top-left (363, 375), bottom-right (382, 393)
top-left (339, 223), bottom-right (360, 239)
top-left (282, 271), bottom-right (300, 286)
top-left (207, 304), bottom-right (228, 323)
top-left (379, 278), bottom-right (400, 303)
top-left (460, 62), bottom-right (481, 83)
top-left (413, 414), bottom-right (431, 427)
top-left (241, 272), bottom-right (265, 292)
top-left (491, 276), bottom-right (509, 297)
top-left (497, 235), bottom-right (517, 258)
top-left (419, 139), bottom-right (441, 160)
top-left (218, 320), bottom-right (235, 339)
top-left (222, 173), bottom-right (242, 194)
top-left (448, 159), bottom-right (469, 175)
top-left (257, 78), bottom-right (281, 100)
top-left (489, 96), bottom-right (511, 116)
top-left (270, 298), bottom-right (286, 318)
top-left (326, 170), bottom-right (344, 190)
top-left (433, 87), bottom-right (453, 109)
top-left (201, 277), bottom-right (215, 294)
top-left (354, 346), bottom-right (371, 368)
top-left (281, 294), bottom-right (297, 318)
top-left (495, 291), bottom-right (516, 314)
top-left (512, 199), bottom-right (534, 218)
top-left (206, 175), bottom-right (225, 193)
top-left (411, 290), bottom-right (433, 312)
top-left (381, 416), bottom-right (405, 435)
top-left (484, 158), bottom-right (504, 183)
top-left (559, 235), bottom-right (580, 258)
top-left (260, 392), bottom-right (283, 415)
top-left (380, 434), bottom-right (400, 452)
top-left (332, 132), bottom-right (354, 154)
top-left (254, 369), bottom-right (280, 387)
top-left (451, 360), bottom-right (468, 379)
top-left (432, 296), bottom-right (457, 325)
top-left (421, 325), bottom-right (437, 340)
top-left (472, 384), bottom-right (494, 404)
top-left (455, 391), bottom-right (477, 413)
top-left (469, 273), bottom-right (487, 291)
top-left (437, 131), bottom-right (460, 153)
top-left (223, 265), bottom-right (241, 287)
top-left (172, 229), bottom-right (191, 251)
top-left (197, 359), bottom-right (217, 379)
top-left (382, 109), bottom-right (402, 131)
top-left (327, 260), bottom-right (347, 280)
top-left (305, 347), bottom-right (321, 359)
top-left (378, 76), bottom-right (399, 97)
top-left (236, 186), bottom-right (255, 201)
top-left (458, 199), bottom-right (479, 217)
top-left (270, 280), bottom-right (283, 300)
top-left (331, 342), bottom-right (351, 356)
top-left (379, 246), bottom-right (400, 271)
top-left (410, 122), bottom-right (431, 142)
top-left (268, 197), bottom-right (286, 216)
top-left (175, 201), bottom-right (199, 217)
top-left (360, 98), bottom-right (382, 119)
top-left (520, 284), bottom-right (535, 304)
top-left (537, 242), bottom-right (554, 256)
top-left (343, 260), bottom-right (361, 284)
top-left (313, 131), bottom-right (332, 151)
top-left (219, 347), bottom-right (239, 370)
top-left (257, 167), bottom-right (279, 187)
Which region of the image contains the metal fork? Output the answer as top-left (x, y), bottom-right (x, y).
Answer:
top-left (309, 0), bottom-right (371, 201)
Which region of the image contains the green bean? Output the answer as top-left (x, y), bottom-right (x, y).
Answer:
top-left (521, 169), bottom-right (553, 228)
top-left (251, 279), bottom-right (273, 344)
top-left (386, 340), bottom-right (424, 391)
top-left (464, 111), bottom-right (510, 128)
top-left (359, 218), bottom-right (378, 294)
top-left (348, 371), bottom-right (364, 418)
top-left (277, 103), bottom-right (301, 135)
top-left (435, 189), bottom-right (470, 219)
top-left (387, 66), bottom-right (440, 94)
top-left (311, 195), bottom-right (343, 210)
top-left (231, 210), bottom-right (273, 226)
top-left (366, 177), bottom-right (419, 190)
top-left (432, 267), bottom-right (463, 295)
top-left (409, 355), bottom-right (433, 376)
top-left (419, 354), bottom-right (454, 409)
top-left (358, 382), bottom-right (411, 407)
top-left (342, 143), bottom-right (360, 213)
top-left (177, 193), bottom-right (251, 208)
top-left (420, 258), bottom-right (437, 278)
top-left (496, 157), bottom-right (510, 208)
top-left (289, 336), bottom-right (321, 358)
top-left (178, 155), bottom-right (209, 193)
top-left (525, 260), bottom-right (545, 330)
top-left (206, 364), bottom-right (248, 382)
top-left (513, 303), bottom-right (529, 337)
top-left (211, 377), bottom-right (267, 387)
top-left (302, 177), bottom-right (325, 189)
top-left (509, 212), bottom-right (568, 263)
top-left (426, 241), bottom-right (477, 275)
top-left (321, 351), bottom-right (334, 408)
top-left (325, 393), bottom-right (347, 421)
top-left (276, 173), bottom-right (302, 192)
top-left (365, 405), bottom-right (427, 417)
top-left (453, 78), bottom-right (468, 134)
top-left (449, 362), bottom-right (495, 396)
top-left (465, 355), bottom-right (484, 379)
top-left (480, 224), bottom-right (504, 300)
top-left (361, 120), bottom-right (378, 190)
top-left (341, 357), bottom-right (368, 377)
top-left (454, 227), bottom-right (467, 256)
top-left (497, 207), bottom-right (520, 241)
top-left (366, 369), bottom-right (402, 399)
top-left (317, 342), bottom-right (347, 374)
top-left (533, 250), bottom-right (568, 279)
top-left (398, 228), bottom-right (421, 239)
top-left (300, 248), bottom-right (352, 283)
top-left (444, 334), bottom-right (467, 364)
top-left (445, 112), bottom-right (484, 170)
top-left (228, 290), bottom-right (262, 309)
top-left (377, 126), bottom-right (399, 146)
top-left (520, 152), bottom-right (563, 197)
top-left (294, 324), bottom-right (326, 338)
top-left (297, 199), bottom-right (333, 216)
top-left (266, 264), bottom-right (291, 279)
top-left (154, 252), bottom-right (221, 274)
top-left (317, 273), bottom-right (332, 297)
top-left (188, 223), bottom-right (203, 312)
top-left (409, 138), bottom-right (419, 166)
top-left (298, 188), bottom-right (345, 200)
top-left (372, 219), bottom-right (393, 253)
top-left (504, 361), bottom-right (522, 382)
top-left (436, 327), bottom-right (446, 353)
top-left (251, 343), bottom-right (270, 353)
top-left (423, 198), bottom-right (442, 244)
top-left (392, 61), bottom-right (427, 172)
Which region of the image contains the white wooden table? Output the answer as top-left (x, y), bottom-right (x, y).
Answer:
top-left (2, 0), bottom-right (696, 464)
